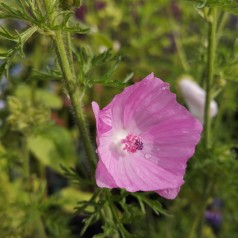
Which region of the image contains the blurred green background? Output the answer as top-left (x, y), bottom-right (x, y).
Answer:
top-left (0, 0), bottom-right (238, 237)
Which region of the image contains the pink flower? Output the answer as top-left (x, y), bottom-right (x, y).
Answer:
top-left (92, 73), bottom-right (202, 199)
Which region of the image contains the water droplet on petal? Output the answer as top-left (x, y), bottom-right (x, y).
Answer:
top-left (144, 153), bottom-right (152, 159)
top-left (161, 86), bottom-right (168, 90)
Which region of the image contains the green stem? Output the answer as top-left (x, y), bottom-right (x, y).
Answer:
top-left (66, 29), bottom-right (76, 77)
top-left (23, 136), bottom-right (30, 179)
top-left (204, 7), bottom-right (217, 150)
top-left (35, 218), bottom-right (48, 238)
top-left (187, 200), bottom-right (207, 238)
top-left (23, 137), bottom-right (47, 238)
top-left (174, 32), bottom-right (190, 72)
top-left (217, 11), bottom-right (228, 42)
top-left (54, 30), bottom-right (96, 168)
top-left (167, 7), bottom-right (190, 72)
top-left (188, 8), bottom-right (218, 238)
top-left (43, 0), bottom-right (51, 12)
top-left (101, 195), bottom-right (119, 238)
top-left (105, 190), bottom-right (129, 238)
top-left (187, 176), bottom-right (214, 238)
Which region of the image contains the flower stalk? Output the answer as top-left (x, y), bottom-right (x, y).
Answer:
top-left (188, 7), bottom-right (218, 238)
top-left (105, 190), bottom-right (128, 238)
top-left (54, 30), bottom-right (96, 168)
top-left (46, 1), bottom-right (97, 168)
top-left (204, 7), bottom-right (217, 150)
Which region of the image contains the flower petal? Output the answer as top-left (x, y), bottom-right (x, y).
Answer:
top-left (140, 109), bottom-right (202, 176)
top-left (96, 159), bottom-right (117, 188)
top-left (156, 187), bottom-right (181, 200)
top-left (92, 101), bottom-right (112, 137)
top-left (97, 134), bottom-right (184, 192)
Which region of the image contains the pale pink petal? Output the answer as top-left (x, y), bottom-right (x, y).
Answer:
top-left (126, 80), bottom-right (200, 134)
top-left (92, 101), bottom-right (112, 137)
top-left (96, 159), bottom-right (117, 188)
top-left (140, 110), bottom-right (202, 176)
top-left (112, 75), bottom-right (203, 177)
top-left (156, 187), bottom-right (181, 200)
top-left (97, 134), bottom-right (184, 192)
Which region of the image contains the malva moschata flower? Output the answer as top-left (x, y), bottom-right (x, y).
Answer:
top-left (92, 73), bottom-right (203, 199)
top-left (178, 76), bottom-right (218, 123)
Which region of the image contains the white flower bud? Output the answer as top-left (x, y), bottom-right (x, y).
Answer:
top-left (178, 76), bottom-right (218, 123)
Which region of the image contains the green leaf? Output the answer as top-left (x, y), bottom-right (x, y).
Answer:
top-left (61, 166), bottom-right (94, 186)
top-left (80, 212), bottom-right (98, 236)
top-left (27, 126), bottom-right (76, 173)
top-left (75, 189), bottom-right (102, 214)
top-left (0, 26), bottom-right (38, 77)
top-left (36, 90), bottom-right (63, 109)
top-left (19, 26), bottom-right (38, 44)
top-left (187, 0), bottom-right (238, 15)
top-left (0, 26), bottom-right (18, 41)
top-left (32, 68), bottom-right (63, 81)
top-left (57, 187), bottom-right (93, 213)
top-left (62, 25), bottom-right (89, 34)
top-left (0, 2), bottom-right (33, 21)
top-left (132, 193), bottom-right (171, 216)
top-left (15, 84), bottom-right (62, 109)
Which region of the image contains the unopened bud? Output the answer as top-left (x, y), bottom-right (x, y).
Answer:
top-left (178, 75), bottom-right (218, 123)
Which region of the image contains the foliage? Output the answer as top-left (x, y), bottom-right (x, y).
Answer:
top-left (188, 0), bottom-right (238, 14)
top-left (0, 0), bottom-right (238, 237)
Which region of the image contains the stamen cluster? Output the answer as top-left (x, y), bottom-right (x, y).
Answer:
top-left (121, 134), bottom-right (143, 153)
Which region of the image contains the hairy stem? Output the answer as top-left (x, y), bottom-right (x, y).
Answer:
top-left (66, 29), bottom-right (76, 77)
top-left (204, 7), bottom-right (217, 150)
top-left (54, 30), bottom-right (96, 168)
top-left (188, 8), bottom-right (218, 238)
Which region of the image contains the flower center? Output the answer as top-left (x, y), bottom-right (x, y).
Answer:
top-left (121, 134), bottom-right (143, 153)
